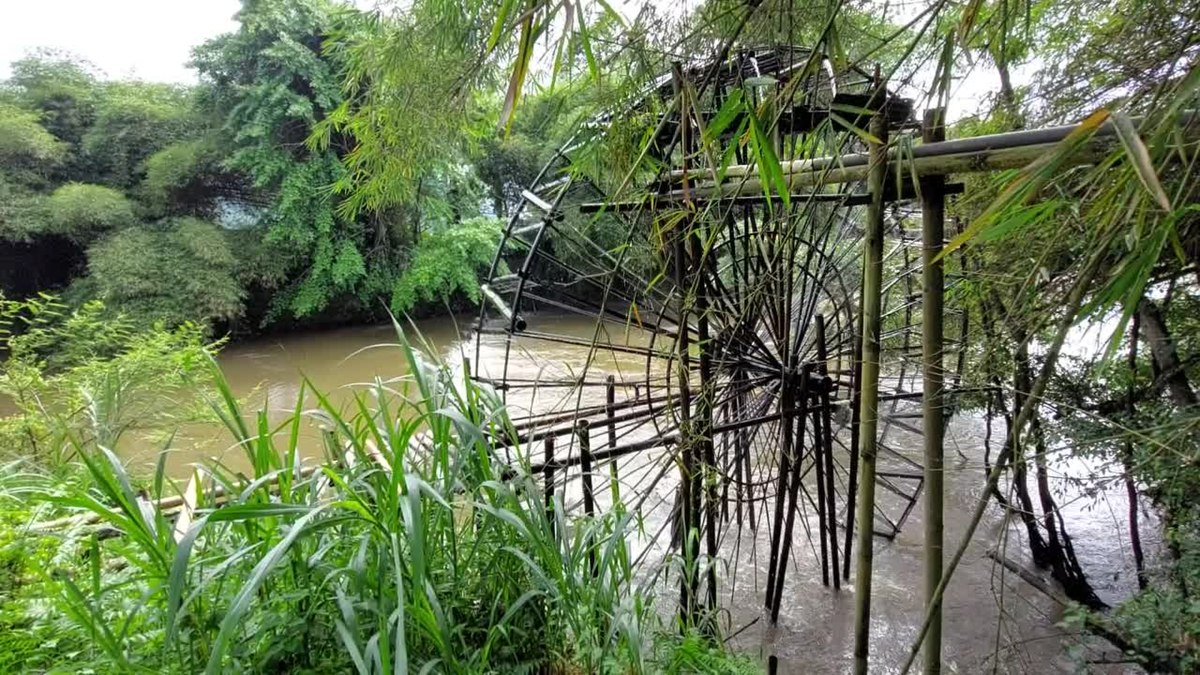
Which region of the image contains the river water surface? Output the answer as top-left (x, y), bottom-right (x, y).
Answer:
top-left (122, 315), bottom-right (1150, 673)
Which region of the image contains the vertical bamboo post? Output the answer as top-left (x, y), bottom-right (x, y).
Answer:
top-left (920, 107), bottom-right (947, 675)
top-left (577, 419), bottom-right (597, 576)
top-left (604, 374), bottom-right (621, 501)
top-left (577, 420), bottom-right (596, 519)
top-left (605, 375), bottom-right (618, 449)
top-left (816, 314), bottom-right (841, 590)
top-left (813, 365), bottom-right (831, 587)
top-left (843, 267), bottom-right (865, 581)
top-left (671, 60), bottom-right (699, 626)
top-left (543, 436), bottom-right (555, 528)
top-left (691, 215), bottom-right (719, 615)
top-left (852, 83), bottom-right (889, 675)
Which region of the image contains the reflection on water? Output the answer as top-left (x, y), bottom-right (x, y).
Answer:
top-left (110, 314), bottom-right (1150, 672)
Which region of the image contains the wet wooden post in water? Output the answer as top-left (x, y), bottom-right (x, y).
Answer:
top-left (770, 364), bottom-right (812, 621)
top-left (764, 366), bottom-right (796, 619)
top-left (920, 106), bottom-right (947, 675)
top-left (605, 375), bottom-right (618, 449)
top-left (577, 420), bottom-right (596, 519)
top-left (813, 362), bottom-right (831, 587)
top-left (816, 314), bottom-right (841, 590)
top-left (543, 436), bottom-right (555, 527)
top-left (576, 419), bottom-right (597, 576)
top-left (604, 374), bottom-right (621, 503)
top-left (852, 73), bottom-right (889, 675)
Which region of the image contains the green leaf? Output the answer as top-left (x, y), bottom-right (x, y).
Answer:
top-left (1111, 112), bottom-right (1172, 211)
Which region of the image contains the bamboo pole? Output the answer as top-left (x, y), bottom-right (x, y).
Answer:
top-left (663, 112), bottom-right (1198, 185)
top-left (577, 419), bottom-right (597, 576)
top-left (543, 435), bottom-right (555, 526)
top-left (852, 102), bottom-right (889, 675)
top-left (920, 107), bottom-right (947, 675)
top-left (815, 314), bottom-right (840, 590)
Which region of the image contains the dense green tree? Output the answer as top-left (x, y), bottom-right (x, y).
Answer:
top-left (4, 51), bottom-right (99, 154)
top-left (75, 218), bottom-right (244, 329)
top-left (191, 0), bottom-right (381, 321)
top-left (390, 216), bottom-right (503, 314)
top-left (139, 137), bottom-right (248, 219)
top-left (80, 82), bottom-right (193, 188)
top-left (0, 104), bottom-right (65, 186)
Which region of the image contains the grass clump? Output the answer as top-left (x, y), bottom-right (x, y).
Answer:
top-left (0, 322), bottom-right (757, 673)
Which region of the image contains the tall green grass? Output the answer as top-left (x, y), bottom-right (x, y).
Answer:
top-left (6, 322), bottom-right (756, 674)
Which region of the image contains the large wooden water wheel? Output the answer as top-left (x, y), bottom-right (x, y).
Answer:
top-left (471, 45), bottom-right (966, 629)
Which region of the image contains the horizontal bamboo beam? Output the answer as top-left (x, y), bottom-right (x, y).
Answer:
top-left (653, 113), bottom-right (1198, 201)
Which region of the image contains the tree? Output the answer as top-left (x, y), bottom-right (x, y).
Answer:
top-left (390, 216), bottom-right (503, 315)
top-left (0, 104), bottom-right (65, 186)
top-left (5, 51), bottom-right (99, 151)
top-left (77, 218), bottom-right (244, 329)
top-left (191, 0), bottom-right (377, 321)
top-left (80, 82), bottom-right (193, 188)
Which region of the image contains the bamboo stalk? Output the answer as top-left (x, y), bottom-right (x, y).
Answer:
top-left (576, 419), bottom-right (597, 577)
top-left (671, 60), bottom-right (700, 626)
top-left (852, 103), bottom-right (889, 675)
top-left (898, 237), bottom-right (1112, 674)
top-left (920, 107), bottom-right (946, 675)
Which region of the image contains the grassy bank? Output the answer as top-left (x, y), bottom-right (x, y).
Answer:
top-left (0, 323), bottom-right (755, 673)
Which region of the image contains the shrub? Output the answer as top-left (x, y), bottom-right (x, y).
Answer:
top-left (81, 218), bottom-right (245, 329)
top-left (0, 294), bottom-right (216, 462)
top-left (44, 183), bottom-right (136, 243)
top-left (391, 216), bottom-right (503, 315)
top-left (0, 104), bottom-right (65, 180)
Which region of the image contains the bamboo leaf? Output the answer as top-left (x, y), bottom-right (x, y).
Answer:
top-left (746, 108), bottom-right (789, 209)
top-left (498, 12), bottom-right (537, 134)
top-left (941, 109), bottom-right (1111, 258)
top-left (829, 111), bottom-right (882, 145)
top-left (576, 3), bottom-right (599, 83)
top-left (705, 89), bottom-right (744, 142)
top-left (1111, 112), bottom-right (1172, 211)
top-left (487, 0), bottom-right (517, 52)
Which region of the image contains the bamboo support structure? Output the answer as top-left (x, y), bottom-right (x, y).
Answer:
top-left (577, 420), bottom-right (596, 521)
top-left (671, 60), bottom-right (701, 626)
top-left (657, 112), bottom-right (1199, 198)
top-left (852, 102), bottom-right (889, 675)
top-left (920, 107), bottom-right (947, 675)
top-left (770, 365), bottom-right (812, 622)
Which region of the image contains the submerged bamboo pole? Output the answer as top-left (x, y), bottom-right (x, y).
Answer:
top-left (920, 107), bottom-right (947, 675)
top-left (852, 102), bottom-right (889, 675)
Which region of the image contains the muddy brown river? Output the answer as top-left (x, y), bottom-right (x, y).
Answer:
top-left (105, 315), bottom-right (1153, 672)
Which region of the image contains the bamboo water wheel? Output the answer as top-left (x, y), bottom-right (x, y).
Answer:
top-left (471, 46), bottom-right (967, 629)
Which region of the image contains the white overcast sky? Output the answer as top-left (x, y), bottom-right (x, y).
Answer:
top-left (0, 0), bottom-right (243, 83)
